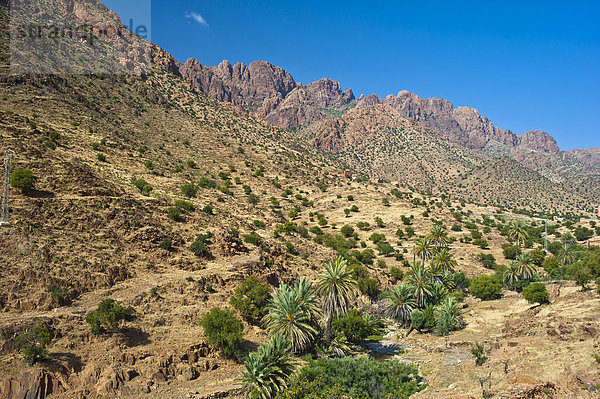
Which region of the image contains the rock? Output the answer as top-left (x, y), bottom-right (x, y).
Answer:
top-left (0, 369), bottom-right (65, 399)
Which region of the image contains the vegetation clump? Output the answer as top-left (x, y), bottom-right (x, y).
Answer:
top-left (86, 298), bottom-right (131, 336)
top-left (200, 307), bottom-right (244, 359)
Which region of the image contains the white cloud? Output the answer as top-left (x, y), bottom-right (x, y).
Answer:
top-left (185, 11), bottom-right (209, 27)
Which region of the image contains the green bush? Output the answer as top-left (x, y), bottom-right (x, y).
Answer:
top-left (202, 205), bottom-right (214, 214)
top-left (198, 176), bottom-right (217, 188)
top-left (243, 232), bottom-right (262, 246)
top-left (190, 239), bottom-right (210, 258)
top-left (574, 226), bottom-right (594, 241)
top-left (86, 298), bottom-right (131, 335)
top-left (230, 276), bottom-right (270, 324)
top-left (132, 177), bottom-right (152, 195)
top-left (97, 153), bottom-right (106, 162)
top-left (476, 253), bottom-right (496, 269)
top-left (181, 183), bottom-right (198, 198)
top-left (159, 237), bottom-right (172, 251)
top-left (200, 308), bottom-right (244, 359)
top-left (522, 282), bottom-right (550, 304)
top-left (410, 305), bottom-right (435, 331)
top-left (341, 225), bottom-right (356, 238)
top-left (167, 207), bottom-right (182, 222)
top-left (357, 277), bottom-right (380, 299)
top-left (390, 266), bottom-right (404, 281)
top-left (471, 342), bottom-right (488, 366)
top-left (530, 247), bottom-right (546, 266)
top-left (174, 200), bottom-right (195, 211)
top-left (46, 278), bottom-right (72, 306)
top-left (10, 169), bottom-right (37, 193)
top-left (16, 323), bottom-right (51, 365)
top-left (332, 309), bottom-right (374, 343)
top-left (469, 275), bottom-right (502, 300)
top-left (502, 243), bottom-right (517, 260)
top-left (294, 356), bottom-right (424, 399)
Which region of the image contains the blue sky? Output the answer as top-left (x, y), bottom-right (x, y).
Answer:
top-left (105, 0), bottom-right (599, 150)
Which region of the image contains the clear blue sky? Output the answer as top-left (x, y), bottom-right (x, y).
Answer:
top-left (105, 0), bottom-right (599, 150)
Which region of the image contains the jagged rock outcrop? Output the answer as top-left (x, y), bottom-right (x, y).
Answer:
top-left (178, 59), bottom-right (297, 107)
top-left (517, 130), bottom-right (559, 153)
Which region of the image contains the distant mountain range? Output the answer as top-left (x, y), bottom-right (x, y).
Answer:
top-left (175, 58), bottom-right (600, 216)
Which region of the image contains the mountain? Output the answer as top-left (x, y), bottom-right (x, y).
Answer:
top-left (176, 59), bottom-right (599, 216)
top-left (1, 1), bottom-right (600, 398)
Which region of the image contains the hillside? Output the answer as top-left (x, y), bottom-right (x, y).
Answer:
top-left (0, 1), bottom-right (599, 399)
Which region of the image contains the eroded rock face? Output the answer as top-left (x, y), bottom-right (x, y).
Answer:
top-left (178, 59), bottom-right (297, 107)
top-left (0, 369), bottom-right (64, 399)
top-left (178, 59), bottom-right (354, 128)
top-left (517, 130), bottom-right (560, 153)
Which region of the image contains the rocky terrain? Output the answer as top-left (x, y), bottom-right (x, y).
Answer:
top-left (0, 1), bottom-right (599, 398)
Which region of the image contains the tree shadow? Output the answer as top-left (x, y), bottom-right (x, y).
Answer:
top-left (119, 326), bottom-right (150, 347)
top-left (47, 352), bottom-right (84, 374)
top-left (26, 189), bottom-right (55, 198)
top-left (241, 339), bottom-right (259, 352)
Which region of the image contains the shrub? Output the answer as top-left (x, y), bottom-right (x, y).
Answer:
top-left (174, 200), bottom-right (195, 211)
top-left (294, 357), bottom-right (424, 399)
top-left (181, 183), bottom-right (198, 198)
top-left (132, 177), bottom-right (152, 195)
top-left (97, 153), bottom-right (106, 162)
top-left (574, 267), bottom-right (592, 290)
top-left (202, 205), bottom-right (213, 214)
top-left (405, 227), bottom-right (415, 237)
top-left (340, 225), bottom-right (355, 238)
top-left (46, 278), bottom-right (72, 306)
top-left (230, 276), bottom-right (270, 324)
top-left (167, 207), bottom-right (182, 222)
top-left (357, 277), bottom-right (380, 299)
top-left (10, 169), bottom-right (37, 193)
top-left (356, 221), bottom-right (370, 231)
top-left (200, 308), bottom-right (244, 358)
top-left (473, 238), bottom-right (489, 249)
top-left (451, 223), bottom-right (462, 232)
top-left (434, 297), bottom-right (463, 335)
top-left (253, 220), bottom-right (266, 229)
top-left (530, 247), bottom-right (546, 266)
top-left (285, 242), bottom-right (297, 255)
top-left (390, 266), bottom-right (404, 281)
top-left (190, 239), bottom-right (210, 258)
top-left (476, 253), bottom-right (496, 269)
top-left (16, 323), bottom-right (51, 365)
top-left (86, 298), bottom-right (131, 336)
top-left (332, 309), bottom-right (374, 343)
top-left (198, 176), bottom-right (216, 188)
top-left (159, 237), bottom-right (172, 251)
top-left (410, 305), bottom-right (435, 332)
top-left (471, 342), bottom-right (488, 366)
top-left (187, 160), bottom-right (197, 168)
top-left (469, 275), bottom-right (502, 300)
top-left (243, 232), bottom-right (262, 246)
top-left (376, 241), bottom-right (395, 256)
top-left (502, 243), bottom-right (517, 260)
top-left (574, 226), bottom-right (594, 241)
top-left (369, 232), bottom-right (386, 244)
top-left (247, 193), bottom-right (259, 205)
top-left (374, 217), bottom-right (384, 227)
top-left (522, 282), bottom-right (550, 304)
top-left (401, 215), bottom-right (412, 225)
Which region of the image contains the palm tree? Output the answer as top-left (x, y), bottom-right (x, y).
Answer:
top-left (558, 243), bottom-right (574, 266)
top-left (414, 238), bottom-right (433, 265)
top-left (561, 232), bottom-right (576, 245)
top-left (428, 224), bottom-right (450, 253)
top-left (293, 276), bottom-right (321, 322)
top-left (431, 248), bottom-right (457, 273)
top-left (503, 261), bottom-right (520, 288)
top-left (508, 221), bottom-right (529, 256)
top-left (515, 253), bottom-right (536, 280)
top-left (385, 283), bottom-right (417, 325)
top-left (406, 262), bottom-right (434, 307)
top-left (316, 256), bottom-right (358, 343)
top-left (263, 284), bottom-right (317, 353)
top-left (240, 335), bottom-right (297, 399)
top-left (434, 297), bottom-right (464, 336)
top-left (430, 282), bottom-right (449, 305)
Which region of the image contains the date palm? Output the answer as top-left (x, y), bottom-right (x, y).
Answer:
top-left (558, 243), bottom-right (574, 266)
top-left (508, 221), bottom-right (529, 256)
top-left (431, 248), bottom-right (457, 273)
top-left (385, 283), bottom-right (417, 325)
top-left (515, 253), bottom-right (536, 280)
top-left (240, 335), bottom-right (297, 399)
top-left (316, 256), bottom-right (358, 343)
top-left (503, 261), bottom-right (520, 288)
top-left (263, 284), bottom-right (317, 354)
top-left (414, 238), bottom-right (433, 265)
top-left (293, 276), bottom-right (321, 322)
top-left (406, 262), bottom-right (434, 307)
top-left (560, 232), bottom-right (576, 245)
top-left (428, 224), bottom-right (450, 253)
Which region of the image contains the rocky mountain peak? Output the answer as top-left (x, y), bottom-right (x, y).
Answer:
top-left (518, 130), bottom-right (560, 153)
